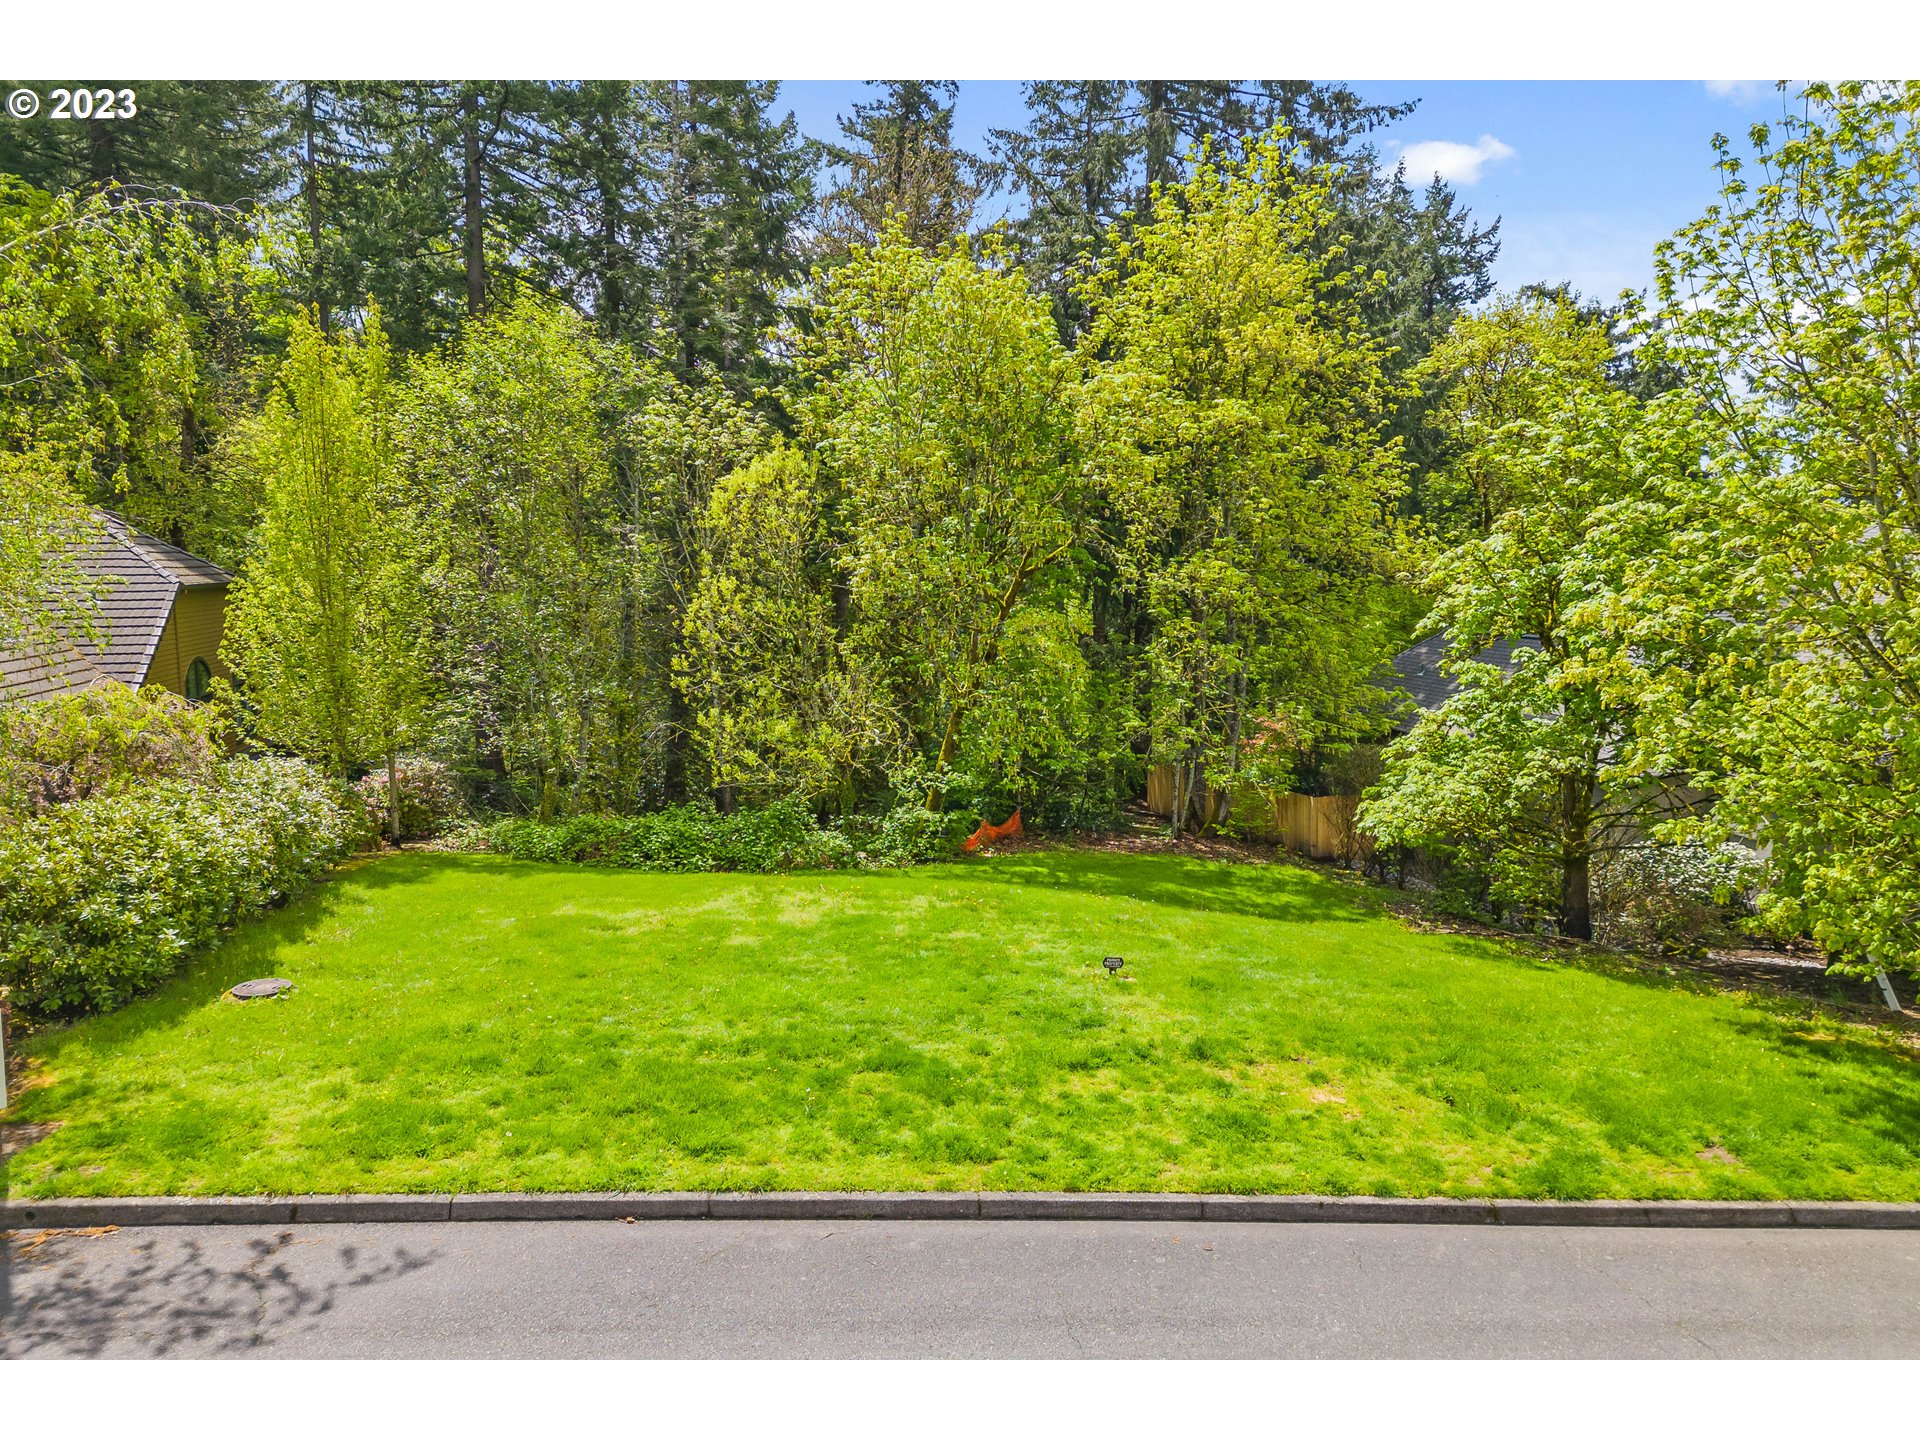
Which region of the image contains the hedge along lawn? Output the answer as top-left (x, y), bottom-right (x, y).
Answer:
top-left (7, 850), bottom-right (1920, 1201)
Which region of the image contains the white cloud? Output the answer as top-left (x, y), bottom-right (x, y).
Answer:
top-left (1390, 134), bottom-right (1516, 186)
top-left (1704, 80), bottom-right (1769, 102)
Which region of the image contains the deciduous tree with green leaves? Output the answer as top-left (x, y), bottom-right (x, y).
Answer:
top-left (675, 446), bottom-right (868, 808)
top-left (1078, 134), bottom-right (1411, 836)
top-left (399, 294), bottom-right (635, 817)
top-left (794, 228), bottom-right (1083, 808)
top-left (0, 452), bottom-right (103, 663)
top-left (991, 81), bottom-right (1417, 335)
top-left (624, 367), bottom-right (772, 802)
top-left (1361, 294), bottom-right (1711, 938)
top-left (221, 308), bottom-right (434, 836)
top-left (0, 179), bottom-right (249, 557)
top-left (1631, 80), bottom-right (1920, 975)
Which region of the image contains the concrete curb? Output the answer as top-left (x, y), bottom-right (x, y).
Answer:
top-left (1201, 1195), bottom-right (1501, 1224)
top-left (9, 1192), bottom-right (1920, 1230)
top-left (452, 1192), bottom-right (707, 1221)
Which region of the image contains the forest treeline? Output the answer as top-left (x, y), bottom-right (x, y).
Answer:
top-left (4, 80), bottom-right (1919, 974)
top-left (0, 81), bottom-right (1496, 823)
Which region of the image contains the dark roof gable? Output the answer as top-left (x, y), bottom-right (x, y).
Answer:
top-left (95, 511), bottom-right (233, 589)
top-left (63, 511), bottom-right (231, 687)
top-left (1, 511), bottom-right (231, 699)
top-left (1384, 632), bottom-right (1538, 733)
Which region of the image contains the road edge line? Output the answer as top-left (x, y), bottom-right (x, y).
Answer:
top-left (8, 1192), bottom-right (1919, 1229)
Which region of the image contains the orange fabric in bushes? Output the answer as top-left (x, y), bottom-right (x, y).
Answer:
top-left (963, 809), bottom-right (1023, 852)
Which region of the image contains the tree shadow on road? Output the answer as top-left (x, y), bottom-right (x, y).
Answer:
top-left (0, 1227), bottom-right (438, 1357)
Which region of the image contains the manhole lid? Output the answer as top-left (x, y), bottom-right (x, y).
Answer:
top-left (231, 977), bottom-right (293, 1000)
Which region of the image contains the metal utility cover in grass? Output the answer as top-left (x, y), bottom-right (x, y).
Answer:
top-left (231, 978), bottom-right (293, 1000)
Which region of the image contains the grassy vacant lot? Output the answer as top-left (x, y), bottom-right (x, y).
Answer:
top-left (7, 849), bottom-right (1920, 1200)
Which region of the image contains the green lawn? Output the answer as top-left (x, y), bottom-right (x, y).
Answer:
top-left (7, 849), bottom-right (1920, 1200)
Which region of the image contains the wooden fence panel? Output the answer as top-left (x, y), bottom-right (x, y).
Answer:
top-left (1143, 767), bottom-right (1371, 866)
top-left (1146, 765), bottom-right (1176, 817)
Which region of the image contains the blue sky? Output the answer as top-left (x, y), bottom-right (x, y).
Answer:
top-left (778, 80), bottom-right (1795, 303)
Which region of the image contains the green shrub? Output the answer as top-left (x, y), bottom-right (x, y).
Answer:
top-left (422, 817), bottom-right (493, 854)
top-left (0, 756), bottom-right (370, 1017)
top-left (0, 685), bottom-right (221, 817)
top-left (486, 798), bottom-right (958, 873)
top-left (839, 803), bottom-right (969, 867)
top-left (489, 799), bottom-right (831, 873)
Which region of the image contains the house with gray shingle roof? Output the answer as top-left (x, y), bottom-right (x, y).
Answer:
top-left (1384, 631), bottom-right (1538, 733)
top-left (0, 511), bottom-right (233, 704)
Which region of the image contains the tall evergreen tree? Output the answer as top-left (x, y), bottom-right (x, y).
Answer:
top-left (517, 81), bottom-right (814, 387)
top-left (820, 82), bottom-right (995, 255)
top-left (0, 81), bottom-right (289, 211)
top-left (528, 81), bottom-right (650, 343)
top-left (287, 81), bottom-right (570, 350)
top-left (992, 80), bottom-right (1416, 329)
top-left (634, 82), bottom-right (817, 384)
top-left (985, 81), bottom-right (1134, 331)
top-left (1338, 165), bottom-right (1502, 508)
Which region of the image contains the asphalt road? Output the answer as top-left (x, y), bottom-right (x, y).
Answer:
top-left (6, 1219), bottom-right (1920, 1358)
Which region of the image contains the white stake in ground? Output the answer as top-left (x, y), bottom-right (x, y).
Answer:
top-left (1871, 960), bottom-right (1904, 1014)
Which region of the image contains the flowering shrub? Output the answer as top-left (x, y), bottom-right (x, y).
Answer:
top-left (487, 798), bottom-right (960, 874)
top-left (0, 685), bottom-right (221, 817)
top-left (351, 756), bottom-right (468, 841)
top-left (0, 756), bottom-right (370, 1016)
top-left (1593, 841), bottom-right (1761, 954)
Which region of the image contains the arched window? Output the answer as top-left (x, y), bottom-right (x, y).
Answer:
top-left (185, 657), bottom-right (213, 702)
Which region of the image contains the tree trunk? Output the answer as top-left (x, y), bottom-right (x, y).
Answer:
top-left (663, 684), bottom-right (692, 804)
top-left (1144, 81), bottom-right (1174, 198)
top-left (926, 707), bottom-right (965, 811)
top-left (303, 85), bottom-right (332, 334)
top-left (460, 88), bottom-right (487, 317)
top-left (87, 114), bottom-right (122, 194)
top-left (387, 752), bottom-right (402, 843)
top-left (598, 185), bottom-right (622, 334)
top-left (1560, 775), bottom-right (1593, 941)
top-left (831, 571), bottom-right (851, 636)
top-left (1188, 756), bottom-right (1212, 835)
top-left (179, 403), bottom-right (201, 487)
top-left (1171, 746), bottom-right (1202, 839)
top-left (1561, 848), bottom-right (1592, 941)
